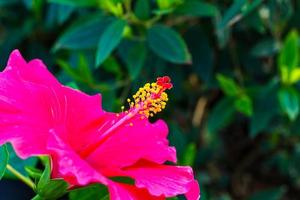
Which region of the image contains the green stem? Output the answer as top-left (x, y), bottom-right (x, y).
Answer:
top-left (6, 164), bottom-right (35, 189)
top-left (31, 194), bottom-right (43, 200)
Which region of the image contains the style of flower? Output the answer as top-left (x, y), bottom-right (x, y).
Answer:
top-left (0, 50), bottom-right (200, 200)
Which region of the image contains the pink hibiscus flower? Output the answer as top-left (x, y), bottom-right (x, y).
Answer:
top-left (0, 50), bottom-right (200, 200)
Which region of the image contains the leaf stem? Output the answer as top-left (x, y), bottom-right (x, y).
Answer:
top-left (6, 164), bottom-right (35, 189)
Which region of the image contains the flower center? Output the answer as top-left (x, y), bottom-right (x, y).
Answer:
top-left (127, 76), bottom-right (172, 118)
top-left (78, 76), bottom-right (172, 158)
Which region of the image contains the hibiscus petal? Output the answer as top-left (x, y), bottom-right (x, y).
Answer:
top-left (58, 87), bottom-right (105, 152)
top-left (86, 116), bottom-right (176, 172)
top-left (6, 50), bottom-right (59, 86)
top-left (0, 76), bottom-right (57, 158)
top-left (107, 181), bottom-right (165, 200)
top-left (0, 50), bottom-right (105, 158)
top-left (122, 161), bottom-right (200, 200)
top-left (47, 131), bottom-right (108, 186)
top-left (185, 180), bottom-right (201, 200)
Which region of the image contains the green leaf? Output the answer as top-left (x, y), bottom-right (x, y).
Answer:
top-left (168, 123), bottom-right (187, 160)
top-left (58, 60), bottom-right (82, 82)
top-left (96, 19), bottom-right (127, 67)
top-left (5, 144), bottom-right (37, 178)
top-left (156, 0), bottom-right (175, 10)
top-left (278, 87), bottom-right (299, 121)
top-left (134, 0), bottom-right (150, 20)
top-left (36, 157), bottom-right (68, 199)
top-left (234, 95), bottom-right (253, 116)
top-left (280, 30), bottom-right (299, 68)
top-left (58, 54), bottom-right (94, 85)
top-left (69, 184), bottom-right (108, 200)
top-left (0, 144), bottom-right (9, 180)
top-left (48, 0), bottom-right (98, 7)
top-left (110, 176), bottom-right (135, 185)
top-left (25, 166), bottom-right (43, 180)
top-left (53, 14), bottom-right (112, 50)
top-left (250, 39), bottom-right (280, 57)
top-left (217, 0), bottom-right (247, 31)
top-left (118, 40), bottom-right (147, 80)
top-left (184, 28), bottom-right (214, 84)
top-left (102, 56), bottom-right (122, 78)
top-left (147, 24), bottom-right (191, 64)
top-left (37, 157), bottom-right (51, 190)
top-left (241, 0), bottom-right (264, 17)
top-left (38, 179), bottom-right (68, 199)
top-left (78, 54), bottom-right (94, 84)
top-left (181, 143), bottom-right (197, 166)
top-left (214, 0), bottom-right (263, 47)
top-left (289, 68), bottom-right (300, 84)
top-left (0, 0), bottom-right (18, 6)
top-left (279, 30), bottom-right (299, 84)
top-left (216, 74), bottom-right (240, 96)
top-left (207, 97), bottom-right (235, 134)
top-left (175, 0), bottom-right (219, 17)
top-left (217, 0), bottom-right (262, 30)
top-left (250, 79), bottom-right (279, 137)
top-left (56, 4), bottom-right (75, 24)
top-left (247, 186), bottom-right (287, 200)
top-left (66, 82), bottom-right (80, 90)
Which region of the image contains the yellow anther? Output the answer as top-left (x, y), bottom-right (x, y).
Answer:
top-left (120, 77), bottom-right (172, 118)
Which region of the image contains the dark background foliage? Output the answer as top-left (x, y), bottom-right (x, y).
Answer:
top-left (0, 0), bottom-right (299, 199)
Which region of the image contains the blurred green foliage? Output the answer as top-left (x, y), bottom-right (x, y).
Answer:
top-left (0, 0), bottom-right (300, 199)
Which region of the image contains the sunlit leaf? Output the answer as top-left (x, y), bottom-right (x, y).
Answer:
top-left (278, 30), bottom-right (299, 84)
top-left (217, 74), bottom-right (240, 96)
top-left (278, 87), bottom-right (299, 121)
top-left (234, 95), bottom-right (253, 116)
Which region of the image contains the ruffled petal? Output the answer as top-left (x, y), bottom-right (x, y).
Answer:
top-left (0, 50), bottom-right (105, 158)
top-left (122, 161), bottom-right (199, 200)
top-left (86, 115), bottom-right (176, 172)
top-left (185, 180), bottom-right (201, 200)
top-left (6, 50), bottom-right (59, 86)
top-left (47, 131), bottom-right (108, 186)
top-left (107, 181), bottom-right (165, 200)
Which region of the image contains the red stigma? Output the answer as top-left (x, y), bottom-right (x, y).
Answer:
top-left (156, 76), bottom-right (173, 90)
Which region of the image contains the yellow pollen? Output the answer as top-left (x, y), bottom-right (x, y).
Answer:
top-left (125, 81), bottom-right (170, 118)
top-left (129, 122), bottom-right (133, 127)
